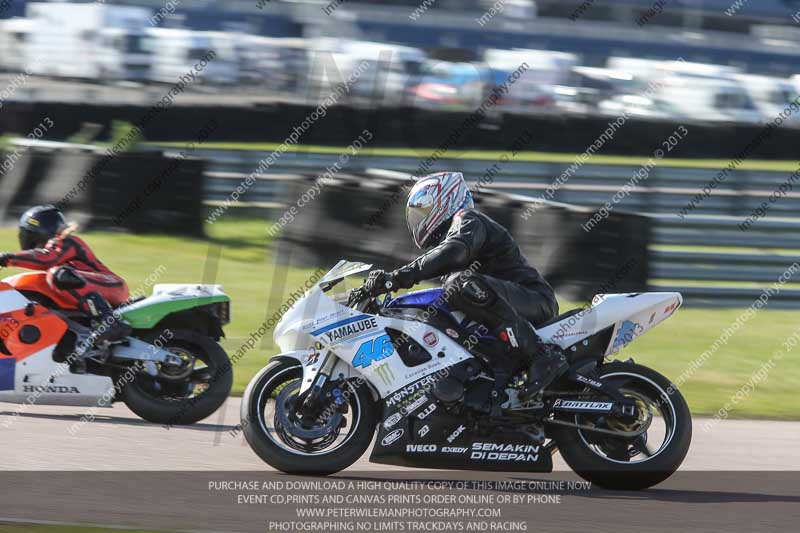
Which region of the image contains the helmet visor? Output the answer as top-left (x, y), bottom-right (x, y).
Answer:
top-left (406, 201), bottom-right (434, 248)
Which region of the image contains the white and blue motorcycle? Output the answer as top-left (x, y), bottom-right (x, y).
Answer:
top-left (242, 261), bottom-right (692, 489)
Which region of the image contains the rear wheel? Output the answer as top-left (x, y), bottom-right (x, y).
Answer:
top-left (242, 357), bottom-right (377, 475)
top-left (551, 361), bottom-right (692, 490)
top-left (121, 328), bottom-right (232, 425)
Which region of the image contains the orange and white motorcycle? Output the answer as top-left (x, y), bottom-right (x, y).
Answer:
top-left (0, 271), bottom-right (233, 425)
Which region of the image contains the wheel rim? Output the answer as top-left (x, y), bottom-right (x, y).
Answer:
top-left (133, 344), bottom-right (214, 401)
top-left (575, 372), bottom-right (678, 465)
top-left (255, 365), bottom-right (362, 457)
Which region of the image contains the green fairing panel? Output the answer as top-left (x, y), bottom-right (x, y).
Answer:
top-left (119, 291), bottom-right (229, 329)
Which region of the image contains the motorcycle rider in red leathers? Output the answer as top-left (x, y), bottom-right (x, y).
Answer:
top-left (0, 205), bottom-right (131, 353)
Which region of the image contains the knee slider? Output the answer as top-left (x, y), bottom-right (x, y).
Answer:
top-left (456, 274), bottom-right (496, 308)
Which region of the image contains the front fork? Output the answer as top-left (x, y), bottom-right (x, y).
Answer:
top-left (300, 350), bottom-right (336, 413)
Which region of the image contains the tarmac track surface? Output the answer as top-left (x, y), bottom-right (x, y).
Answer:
top-left (0, 398), bottom-right (798, 533)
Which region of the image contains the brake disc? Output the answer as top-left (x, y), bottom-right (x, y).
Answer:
top-left (274, 380), bottom-right (343, 440)
top-left (156, 348), bottom-right (195, 381)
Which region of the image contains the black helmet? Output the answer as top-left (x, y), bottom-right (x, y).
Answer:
top-left (18, 205), bottom-right (66, 250)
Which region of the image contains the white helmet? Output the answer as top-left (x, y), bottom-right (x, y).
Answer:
top-left (405, 172), bottom-right (474, 249)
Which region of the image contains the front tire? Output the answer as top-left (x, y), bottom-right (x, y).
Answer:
top-left (551, 361), bottom-right (692, 490)
top-left (242, 357), bottom-right (378, 475)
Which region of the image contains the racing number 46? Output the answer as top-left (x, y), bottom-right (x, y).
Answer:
top-left (352, 335), bottom-right (393, 368)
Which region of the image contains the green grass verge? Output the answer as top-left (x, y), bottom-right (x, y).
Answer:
top-left (1, 218), bottom-right (797, 419)
top-left (150, 141), bottom-right (800, 172)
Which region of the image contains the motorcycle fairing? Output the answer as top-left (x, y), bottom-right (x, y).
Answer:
top-left (0, 282), bottom-right (115, 406)
top-left (0, 281), bottom-right (183, 406)
top-left (369, 372), bottom-right (553, 472)
top-left (274, 284), bottom-right (471, 398)
top-left (2, 274), bottom-right (231, 331)
top-left (2, 272), bottom-right (77, 309)
top-left (0, 347), bottom-right (116, 407)
top-left (0, 282), bottom-right (68, 361)
top-left (2, 275), bottom-right (213, 367)
top-left (536, 292), bottom-right (683, 356)
top-left (116, 284), bottom-right (230, 329)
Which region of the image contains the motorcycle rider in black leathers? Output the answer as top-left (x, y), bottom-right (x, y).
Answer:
top-left (362, 171), bottom-right (568, 399)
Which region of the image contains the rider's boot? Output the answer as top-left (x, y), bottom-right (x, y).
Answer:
top-left (520, 342), bottom-right (569, 400)
top-left (498, 317), bottom-right (568, 400)
top-left (445, 271), bottom-right (567, 398)
top-left (81, 292), bottom-right (132, 346)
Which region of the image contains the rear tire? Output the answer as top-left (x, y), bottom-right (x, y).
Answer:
top-left (242, 357), bottom-right (377, 475)
top-left (551, 361), bottom-right (692, 490)
top-left (122, 329), bottom-right (232, 425)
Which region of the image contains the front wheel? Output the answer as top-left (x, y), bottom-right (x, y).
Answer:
top-left (242, 357), bottom-right (378, 475)
top-left (550, 361), bottom-right (692, 490)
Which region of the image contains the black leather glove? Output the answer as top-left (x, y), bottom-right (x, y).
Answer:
top-left (347, 286), bottom-right (367, 307)
top-left (389, 267), bottom-right (417, 290)
top-left (0, 253), bottom-right (13, 267)
top-left (363, 269), bottom-right (393, 297)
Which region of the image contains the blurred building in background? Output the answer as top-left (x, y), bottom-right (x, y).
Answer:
top-left (2, 0), bottom-right (800, 120)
